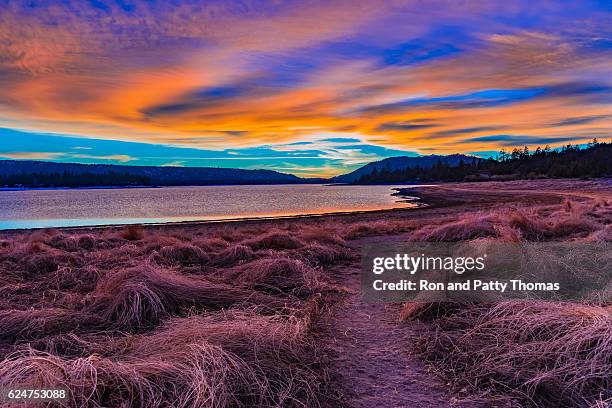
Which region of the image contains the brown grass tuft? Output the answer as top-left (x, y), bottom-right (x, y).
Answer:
top-left (243, 231), bottom-right (305, 250)
top-left (120, 224), bottom-right (145, 241)
top-left (399, 302), bottom-right (464, 322)
top-left (155, 243), bottom-right (210, 266)
top-left (409, 215), bottom-right (497, 242)
top-left (295, 242), bottom-right (354, 266)
top-left (297, 226), bottom-right (347, 246)
top-left (411, 301), bottom-right (612, 407)
top-left (0, 308), bottom-right (100, 342)
top-left (223, 257), bottom-right (322, 296)
top-left (212, 244), bottom-right (256, 267)
top-left (0, 312), bottom-right (322, 407)
top-left (77, 234), bottom-right (96, 250)
top-left (86, 263), bottom-right (282, 330)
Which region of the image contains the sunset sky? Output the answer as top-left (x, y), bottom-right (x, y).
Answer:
top-left (1, 0), bottom-right (611, 176)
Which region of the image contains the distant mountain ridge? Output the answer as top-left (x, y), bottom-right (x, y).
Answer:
top-left (0, 160), bottom-right (302, 187)
top-left (331, 154), bottom-right (480, 183)
top-left (0, 154), bottom-right (484, 187)
top-left (336, 141), bottom-right (611, 183)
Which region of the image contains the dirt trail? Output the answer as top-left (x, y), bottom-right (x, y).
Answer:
top-left (321, 235), bottom-right (478, 408)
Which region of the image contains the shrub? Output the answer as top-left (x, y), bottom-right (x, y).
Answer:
top-left (120, 225), bottom-right (145, 241)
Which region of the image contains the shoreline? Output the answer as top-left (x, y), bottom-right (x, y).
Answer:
top-left (0, 187), bottom-right (428, 233)
top-left (0, 203), bottom-right (428, 234)
top-left (2, 179), bottom-right (609, 235)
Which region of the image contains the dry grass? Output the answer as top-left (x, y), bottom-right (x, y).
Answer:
top-left (0, 312), bottom-right (321, 408)
top-left (119, 224), bottom-right (145, 241)
top-left (243, 230), bottom-right (305, 250)
top-left (293, 242), bottom-right (354, 266)
top-left (398, 194), bottom-right (612, 407)
top-left (405, 196), bottom-right (611, 242)
top-left (409, 301), bottom-right (611, 407)
top-left (212, 244), bottom-right (256, 267)
top-left (154, 243), bottom-right (210, 266)
top-left (0, 221), bottom-right (356, 407)
top-left (408, 215), bottom-right (497, 242)
top-left (221, 257), bottom-right (322, 297)
top-left (86, 262), bottom-right (287, 330)
top-left (342, 220), bottom-right (415, 239)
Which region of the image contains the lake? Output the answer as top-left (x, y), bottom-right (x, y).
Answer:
top-left (0, 184), bottom-right (420, 230)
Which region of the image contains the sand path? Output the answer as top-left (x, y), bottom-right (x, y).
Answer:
top-left (320, 235), bottom-right (480, 408)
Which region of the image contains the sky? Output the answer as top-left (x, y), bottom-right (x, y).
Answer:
top-left (0, 0), bottom-right (611, 177)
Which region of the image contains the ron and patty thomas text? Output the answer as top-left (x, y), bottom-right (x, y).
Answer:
top-left (370, 254), bottom-right (560, 293)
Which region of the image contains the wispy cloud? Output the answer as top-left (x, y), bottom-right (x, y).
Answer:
top-left (69, 154), bottom-right (136, 163)
top-left (0, 152), bottom-right (64, 160)
top-left (459, 135), bottom-right (580, 147)
top-left (161, 161), bottom-right (186, 167)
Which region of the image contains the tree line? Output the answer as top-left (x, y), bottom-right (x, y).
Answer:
top-left (0, 170), bottom-right (151, 188)
top-left (356, 139), bottom-right (611, 184)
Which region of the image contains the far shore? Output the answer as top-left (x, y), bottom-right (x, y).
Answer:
top-left (0, 185), bottom-right (160, 192)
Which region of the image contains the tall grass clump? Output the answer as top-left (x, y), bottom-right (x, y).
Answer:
top-left (212, 244), bottom-right (256, 267)
top-left (222, 257), bottom-right (323, 297)
top-left (410, 301), bottom-right (612, 407)
top-left (243, 230), bottom-right (304, 250)
top-left (294, 242), bottom-right (354, 266)
top-left (86, 263), bottom-right (283, 330)
top-left (0, 308), bottom-right (100, 342)
top-left (154, 243), bottom-right (210, 266)
top-left (0, 313), bottom-right (323, 407)
top-left (409, 215), bottom-right (497, 242)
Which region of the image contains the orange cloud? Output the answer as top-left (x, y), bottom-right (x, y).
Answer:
top-left (0, 0), bottom-right (610, 159)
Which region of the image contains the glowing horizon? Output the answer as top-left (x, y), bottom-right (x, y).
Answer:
top-left (1, 1), bottom-right (611, 176)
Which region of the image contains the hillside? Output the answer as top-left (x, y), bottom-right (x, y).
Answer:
top-left (350, 141), bottom-right (611, 184)
top-left (331, 154), bottom-right (479, 183)
top-left (0, 160), bottom-right (302, 188)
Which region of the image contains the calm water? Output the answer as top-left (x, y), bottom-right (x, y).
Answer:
top-left (0, 184), bottom-right (419, 230)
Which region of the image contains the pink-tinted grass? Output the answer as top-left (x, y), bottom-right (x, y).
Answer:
top-left (0, 219), bottom-right (354, 406)
top-left (243, 230), bottom-right (305, 250)
top-left (409, 301), bottom-right (612, 407)
top-left (0, 312), bottom-right (322, 408)
top-left (398, 194), bottom-right (612, 407)
top-left (220, 257), bottom-right (323, 297)
top-left (86, 262), bottom-right (289, 330)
